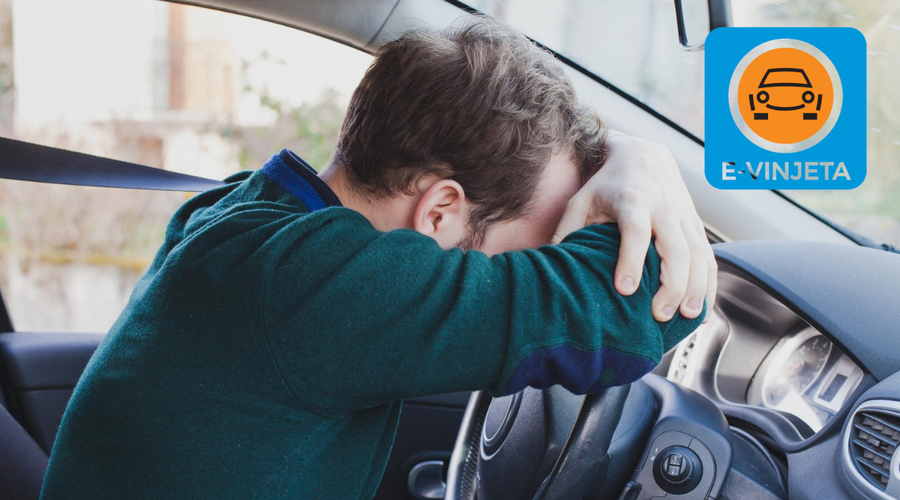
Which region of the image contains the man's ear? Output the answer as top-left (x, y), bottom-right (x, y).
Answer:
top-left (413, 179), bottom-right (469, 249)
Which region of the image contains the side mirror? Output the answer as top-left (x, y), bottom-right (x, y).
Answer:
top-left (674, 0), bottom-right (733, 51)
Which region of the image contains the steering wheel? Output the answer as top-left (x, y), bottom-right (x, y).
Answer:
top-left (444, 384), bottom-right (631, 500)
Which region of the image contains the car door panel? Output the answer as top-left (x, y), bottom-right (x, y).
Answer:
top-left (374, 400), bottom-right (467, 500)
top-left (0, 332), bottom-right (103, 453)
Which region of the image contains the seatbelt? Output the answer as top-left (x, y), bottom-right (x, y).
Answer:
top-left (0, 136), bottom-right (225, 192)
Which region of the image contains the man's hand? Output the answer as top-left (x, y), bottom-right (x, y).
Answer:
top-left (551, 135), bottom-right (716, 323)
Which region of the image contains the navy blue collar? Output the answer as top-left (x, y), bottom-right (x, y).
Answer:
top-left (261, 149), bottom-right (342, 212)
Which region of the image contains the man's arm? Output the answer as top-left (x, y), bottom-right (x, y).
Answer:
top-left (552, 135), bottom-right (717, 324)
top-left (262, 212), bottom-right (702, 415)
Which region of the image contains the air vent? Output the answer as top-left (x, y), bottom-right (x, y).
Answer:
top-left (668, 332), bottom-right (698, 384)
top-left (849, 409), bottom-right (900, 491)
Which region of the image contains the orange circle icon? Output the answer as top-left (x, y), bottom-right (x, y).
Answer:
top-left (735, 47), bottom-right (835, 145)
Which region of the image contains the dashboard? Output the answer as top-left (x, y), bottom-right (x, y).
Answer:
top-left (666, 267), bottom-right (866, 436)
top-left (640, 240), bottom-right (900, 500)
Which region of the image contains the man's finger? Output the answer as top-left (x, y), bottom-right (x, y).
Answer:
top-left (550, 196), bottom-right (589, 245)
top-left (613, 207), bottom-right (652, 295)
top-left (651, 222), bottom-right (691, 322)
top-left (678, 218), bottom-right (708, 320)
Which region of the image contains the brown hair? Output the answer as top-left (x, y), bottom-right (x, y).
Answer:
top-left (332, 16), bottom-right (608, 243)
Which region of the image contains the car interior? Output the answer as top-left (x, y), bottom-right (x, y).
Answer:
top-left (1, 1), bottom-right (899, 500)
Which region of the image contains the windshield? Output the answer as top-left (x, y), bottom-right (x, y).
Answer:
top-left (465, 0), bottom-right (705, 138)
top-left (466, 0), bottom-right (900, 250)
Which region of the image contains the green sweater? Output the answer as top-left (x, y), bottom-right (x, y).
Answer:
top-left (40, 150), bottom-right (703, 500)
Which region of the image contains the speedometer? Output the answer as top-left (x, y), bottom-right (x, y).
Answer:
top-left (761, 328), bottom-right (833, 407)
top-left (746, 325), bottom-right (863, 433)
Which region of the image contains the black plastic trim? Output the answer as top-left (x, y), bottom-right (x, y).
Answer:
top-left (0, 287), bottom-right (12, 333)
top-left (730, 426), bottom-right (786, 493)
top-left (674, 0), bottom-right (732, 49)
top-left (708, 0), bottom-right (733, 34)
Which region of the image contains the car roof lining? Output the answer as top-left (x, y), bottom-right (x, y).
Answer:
top-left (166, 0), bottom-right (403, 51)
top-left (167, 0), bottom-right (475, 52)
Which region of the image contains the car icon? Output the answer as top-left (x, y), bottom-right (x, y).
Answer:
top-left (748, 68), bottom-right (822, 121)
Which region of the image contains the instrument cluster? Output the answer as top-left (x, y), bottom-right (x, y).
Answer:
top-left (666, 267), bottom-right (866, 437)
top-left (746, 326), bottom-right (863, 432)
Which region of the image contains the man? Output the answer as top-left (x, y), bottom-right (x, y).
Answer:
top-left (41, 17), bottom-right (715, 500)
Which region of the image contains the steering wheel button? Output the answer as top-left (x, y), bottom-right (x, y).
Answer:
top-left (653, 445), bottom-right (703, 494)
top-left (666, 464), bottom-right (681, 478)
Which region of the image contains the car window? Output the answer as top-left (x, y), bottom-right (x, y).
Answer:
top-left (0, 0), bottom-right (372, 332)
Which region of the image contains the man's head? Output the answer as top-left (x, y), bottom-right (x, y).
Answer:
top-left (322, 16), bottom-right (608, 254)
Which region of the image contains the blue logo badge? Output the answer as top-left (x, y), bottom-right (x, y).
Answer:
top-left (705, 28), bottom-right (866, 189)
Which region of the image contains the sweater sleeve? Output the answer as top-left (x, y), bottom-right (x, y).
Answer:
top-left (262, 208), bottom-right (703, 415)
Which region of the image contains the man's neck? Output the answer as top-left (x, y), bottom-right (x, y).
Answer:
top-left (320, 164), bottom-right (416, 233)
